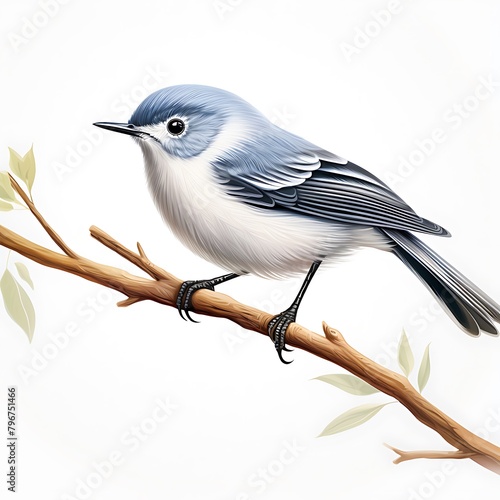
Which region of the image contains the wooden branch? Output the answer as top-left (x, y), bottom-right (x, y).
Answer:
top-left (9, 174), bottom-right (78, 258)
top-left (317, 325), bottom-right (500, 473)
top-left (1, 180), bottom-right (500, 474)
top-left (117, 297), bottom-right (144, 307)
top-left (89, 225), bottom-right (176, 282)
top-left (384, 444), bottom-right (477, 464)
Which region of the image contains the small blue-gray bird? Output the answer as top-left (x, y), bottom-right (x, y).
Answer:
top-left (94, 84), bottom-right (500, 362)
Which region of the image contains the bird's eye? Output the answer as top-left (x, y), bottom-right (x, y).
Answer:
top-left (166, 118), bottom-right (185, 136)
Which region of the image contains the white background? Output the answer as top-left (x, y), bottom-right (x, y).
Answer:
top-left (1, 1), bottom-right (500, 499)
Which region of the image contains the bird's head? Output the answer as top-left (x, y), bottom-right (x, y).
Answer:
top-left (94, 84), bottom-right (266, 159)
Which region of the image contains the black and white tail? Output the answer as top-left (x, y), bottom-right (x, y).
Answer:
top-left (383, 229), bottom-right (500, 336)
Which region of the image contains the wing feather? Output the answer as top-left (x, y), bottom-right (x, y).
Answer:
top-left (212, 126), bottom-right (449, 236)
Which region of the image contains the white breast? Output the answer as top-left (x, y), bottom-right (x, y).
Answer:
top-left (138, 126), bottom-right (390, 278)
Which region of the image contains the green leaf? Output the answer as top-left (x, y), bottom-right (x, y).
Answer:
top-left (8, 148), bottom-right (23, 178)
top-left (8, 146), bottom-right (36, 194)
top-left (23, 145), bottom-right (36, 193)
top-left (314, 374), bottom-right (380, 395)
top-left (0, 200), bottom-right (13, 211)
top-left (319, 402), bottom-right (391, 437)
top-left (0, 172), bottom-right (17, 203)
top-left (15, 262), bottom-right (34, 290)
top-left (0, 269), bottom-right (35, 341)
top-left (398, 329), bottom-right (414, 377)
top-left (418, 344), bottom-right (431, 393)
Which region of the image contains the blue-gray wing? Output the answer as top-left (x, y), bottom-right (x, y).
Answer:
top-left (212, 130), bottom-right (449, 236)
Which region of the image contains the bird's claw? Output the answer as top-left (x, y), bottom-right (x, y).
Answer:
top-left (176, 280), bottom-right (214, 322)
top-left (176, 281), bottom-right (191, 321)
top-left (267, 310), bottom-right (296, 364)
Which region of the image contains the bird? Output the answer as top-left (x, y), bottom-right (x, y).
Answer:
top-left (94, 84), bottom-right (500, 363)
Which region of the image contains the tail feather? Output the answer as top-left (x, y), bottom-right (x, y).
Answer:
top-left (383, 229), bottom-right (500, 336)
top-left (399, 233), bottom-right (500, 321)
top-left (388, 230), bottom-right (500, 322)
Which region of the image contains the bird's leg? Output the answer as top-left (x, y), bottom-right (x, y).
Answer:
top-left (268, 261), bottom-right (322, 364)
top-left (176, 273), bottom-right (241, 322)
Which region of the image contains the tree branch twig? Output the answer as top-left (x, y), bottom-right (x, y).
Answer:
top-left (384, 444), bottom-right (477, 464)
top-left (89, 225), bottom-right (176, 282)
top-left (9, 174), bottom-right (78, 258)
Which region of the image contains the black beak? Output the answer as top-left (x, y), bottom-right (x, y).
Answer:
top-left (93, 121), bottom-right (150, 139)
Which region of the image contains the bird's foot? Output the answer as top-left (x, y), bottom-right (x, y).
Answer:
top-left (176, 279), bottom-right (216, 322)
top-left (267, 306), bottom-right (297, 364)
top-left (175, 273), bottom-right (240, 323)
